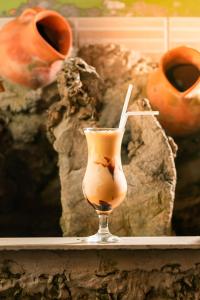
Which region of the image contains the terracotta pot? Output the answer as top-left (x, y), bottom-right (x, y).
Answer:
top-left (0, 7), bottom-right (72, 89)
top-left (146, 46), bottom-right (200, 136)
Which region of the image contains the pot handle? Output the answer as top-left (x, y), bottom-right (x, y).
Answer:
top-left (19, 7), bottom-right (45, 22)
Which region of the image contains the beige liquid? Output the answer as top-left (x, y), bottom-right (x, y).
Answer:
top-left (83, 129), bottom-right (127, 214)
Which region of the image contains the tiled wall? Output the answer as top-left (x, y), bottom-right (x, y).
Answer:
top-left (1, 17), bottom-right (199, 56)
top-left (73, 17), bottom-right (200, 55)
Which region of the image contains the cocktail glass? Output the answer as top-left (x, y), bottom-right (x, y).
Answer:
top-left (82, 128), bottom-right (127, 243)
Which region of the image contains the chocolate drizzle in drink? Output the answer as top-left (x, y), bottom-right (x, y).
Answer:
top-left (104, 157), bottom-right (115, 179)
top-left (95, 200), bottom-right (112, 212)
top-left (94, 157), bottom-right (115, 179)
top-left (86, 198), bottom-right (112, 212)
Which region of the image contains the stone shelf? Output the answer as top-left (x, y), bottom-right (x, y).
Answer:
top-left (0, 236), bottom-right (200, 250)
top-left (0, 237), bottom-right (200, 298)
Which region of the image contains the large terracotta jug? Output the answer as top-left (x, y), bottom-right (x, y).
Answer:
top-left (0, 7), bottom-right (72, 89)
top-left (146, 46), bottom-right (200, 136)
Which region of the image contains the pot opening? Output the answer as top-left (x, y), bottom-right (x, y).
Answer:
top-left (166, 63), bottom-right (200, 92)
top-left (36, 15), bottom-right (70, 55)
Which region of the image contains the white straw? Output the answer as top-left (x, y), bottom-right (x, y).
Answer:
top-left (126, 111), bottom-right (159, 116)
top-left (121, 111), bottom-right (159, 128)
top-left (118, 84), bottom-right (159, 129)
top-left (119, 84), bottom-right (133, 129)
top-left (119, 114), bottom-right (128, 130)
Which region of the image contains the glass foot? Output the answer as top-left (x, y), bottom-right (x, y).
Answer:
top-left (84, 232), bottom-right (120, 243)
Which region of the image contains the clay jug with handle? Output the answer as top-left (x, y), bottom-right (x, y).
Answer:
top-left (146, 46), bottom-right (200, 136)
top-left (0, 7), bottom-right (72, 89)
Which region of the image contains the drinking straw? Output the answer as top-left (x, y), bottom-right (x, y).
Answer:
top-left (119, 84), bottom-right (159, 129)
top-left (119, 84), bottom-right (133, 129)
top-left (126, 111), bottom-right (159, 116)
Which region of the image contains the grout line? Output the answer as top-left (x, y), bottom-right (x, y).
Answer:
top-left (170, 27), bottom-right (200, 31)
top-left (78, 38), bottom-right (163, 42)
top-left (164, 17), bottom-right (170, 52)
top-left (170, 38), bottom-right (200, 42)
top-left (72, 18), bottom-right (79, 49)
top-left (77, 27), bottom-right (164, 31)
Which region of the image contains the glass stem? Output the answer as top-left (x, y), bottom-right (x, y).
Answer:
top-left (98, 214), bottom-right (110, 235)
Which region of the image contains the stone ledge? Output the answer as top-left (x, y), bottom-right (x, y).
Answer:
top-left (0, 236), bottom-right (199, 250)
top-left (0, 238), bottom-right (200, 298)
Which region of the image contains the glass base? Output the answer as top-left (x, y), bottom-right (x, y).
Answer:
top-left (83, 232), bottom-right (120, 243)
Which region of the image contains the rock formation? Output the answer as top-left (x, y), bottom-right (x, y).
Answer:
top-left (0, 80), bottom-right (61, 236)
top-left (3, 45), bottom-right (200, 236)
top-left (173, 132), bottom-right (200, 235)
top-left (0, 248), bottom-right (200, 299)
top-left (48, 47), bottom-right (177, 236)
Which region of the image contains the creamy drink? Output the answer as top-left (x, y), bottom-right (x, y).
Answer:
top-left (83, 128), bottom-right (127, 214)
top-left (82, 128), bottom-right (127, 243)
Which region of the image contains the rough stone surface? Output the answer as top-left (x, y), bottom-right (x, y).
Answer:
top-left (78, 45), bottom-right (200, 237)
top-left (173, 132), bottom-right (200, 235)
top-left (4, 43), bottom-right (199, 237)
top-left (0, 248), bottom-right (200, 299)
top-left (0, 79), bottom-right (62, 236)
top-left (48, 47), bottom-right (177, 237)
